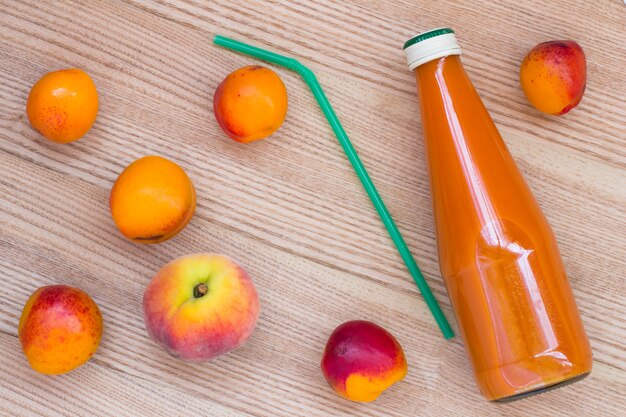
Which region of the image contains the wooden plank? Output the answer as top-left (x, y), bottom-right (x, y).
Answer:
top-left (0, 0), bottom-right (624, 415)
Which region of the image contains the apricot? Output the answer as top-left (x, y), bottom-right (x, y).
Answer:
top-left (26, 68), bottom-right (99, 143)
top-left (19, 285), bottom-right (103, 375)
top-left (213, 65), bottom-right (288, 143)
top-left (520, 40), bottom-right (586, 115)
top-left (109, 156), bottom-right (196, 244)
top-left (321, 321), bottom-right (408, 402)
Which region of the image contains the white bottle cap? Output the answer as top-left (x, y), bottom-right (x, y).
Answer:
top-left (403, 28), bottom-right (462, 70)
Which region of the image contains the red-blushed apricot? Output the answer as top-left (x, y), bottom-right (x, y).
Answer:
top-left (213, 65), bottom-right (288, 143)
top-left (520, 40), bottom-right (586, 115)
top-left (26, 68), bottom-right (99, 143)
top-left (321, 320), bottom-right (407, 402)
top-left (109, 156), bottom-right (196, 244)
top-left (18, 285), bottom-right (103, 375)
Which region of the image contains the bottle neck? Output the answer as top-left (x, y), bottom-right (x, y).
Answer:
top-left (415, 55), bottom-right (466, 92)
top-left (414, 54), bottom-right (484, 146)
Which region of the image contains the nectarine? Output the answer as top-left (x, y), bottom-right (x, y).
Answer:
top-left (321, 320), bottom-right (407, 402)
top-left (19, 285), bottom-right (103, 375)
top-left (520, 40), bottom-right (586, 115)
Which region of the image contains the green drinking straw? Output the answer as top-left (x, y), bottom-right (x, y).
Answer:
top-left (214, 35), bottom-right (455, 339)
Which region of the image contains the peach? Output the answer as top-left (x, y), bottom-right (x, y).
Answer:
top-left (321, 320), bottom-right (407, 402)
top-left (143, 254), bottom-right (259, 361)
top-left (26, 68), bottom-right (99, 143)
top-left (213, 65), bottom-right (288, 143)
top-left (109, 155), bottom-right (196, 244)
top-left (520, 40), bottom-right (586, 115)
top-left (18, 285), bottom-right (103, 375)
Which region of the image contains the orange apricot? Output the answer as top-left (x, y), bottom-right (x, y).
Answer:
top-left (26, 68), bottom-right (99, 143)
top-left (213, 65), bottom-right (288, 143)
top-left (109, 156), bottom-right (196, 244)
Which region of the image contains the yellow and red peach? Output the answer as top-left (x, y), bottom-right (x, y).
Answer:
top-left (213, 65), bottom-right (288, 143)
top-left (143, 254), bottom-right (259, 361)
top-left (520, 40), bottom-right (586, 115)
top-left (321, 320), bottom-right (407, 402)
top-left (18, 285), bottom-right (103, 375)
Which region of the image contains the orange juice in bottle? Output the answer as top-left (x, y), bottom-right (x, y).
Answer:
top-left (403, 28), bottom-right (592, 401)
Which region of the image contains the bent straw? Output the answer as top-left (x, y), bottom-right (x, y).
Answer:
top-left (214, 35), bottom-right (454, 339)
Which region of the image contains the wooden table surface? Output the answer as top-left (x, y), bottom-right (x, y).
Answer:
top-left (1, 1), bottom-right (624, 416)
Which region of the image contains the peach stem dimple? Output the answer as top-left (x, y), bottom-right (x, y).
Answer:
top-left (193, 283), bottom-right (208, 298)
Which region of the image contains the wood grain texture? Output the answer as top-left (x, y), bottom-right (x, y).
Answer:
top-left (0, 0), bottom-right (624, 415)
